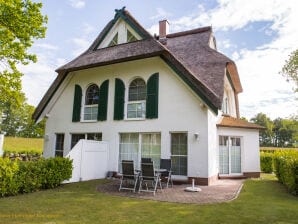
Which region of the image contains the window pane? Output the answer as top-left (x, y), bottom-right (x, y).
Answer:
top-left (141, 133), bottom-right (161, 169)
top-left (108, 33), bottom-right (118, 47)
top-left (84, 105), bottom-right (98, 121)
top-left (119, 133), bottom-right (139, 172)
top-left (128, 78), bottom-right (146, 101)
top-left (127, 30), bottom-right (137, 42)
top-left (87, 133), bottom-right (102, 141)
top-left (127, 102), bottom-right (145, 119)
top-left (71, 134), bottom-right (85, 149)
top-left (55, 134), bottom-right (64, 157)
top-left (85, 84), bottom-right (99, 105)
top-left (171, 133), bottom-right (187, 175)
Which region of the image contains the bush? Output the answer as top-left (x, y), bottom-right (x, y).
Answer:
top-left (273, 150), bottom-right (298, 196)
top-left (0, 158), bottom-right (19, 196)
top-left (0, 157), bottom-right (72, 197)
top-left (260, 152), bottom-right (273, 173)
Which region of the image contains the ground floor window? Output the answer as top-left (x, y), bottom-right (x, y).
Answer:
top-left (219, 136), bottom-right (241, 175)
top-left (119, 133), bottom-right (161, 171)
top-left (171, 133), bottom-right (188, 176)
top-left (55, 133), bottom-right (64, 157)
top-left (71, 133), bottom-right (102, 149)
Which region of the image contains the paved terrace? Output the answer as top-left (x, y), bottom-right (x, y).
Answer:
top-left (97, 179), bottom-right (244, 204)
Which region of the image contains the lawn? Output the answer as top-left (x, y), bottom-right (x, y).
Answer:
top-left (2, 137), bottom-right (43, 154)
top-left (0, 174), bottom-right (297, 224)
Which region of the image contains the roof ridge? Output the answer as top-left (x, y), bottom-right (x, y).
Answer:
top-left (165, 26), bottom-right (212, 39)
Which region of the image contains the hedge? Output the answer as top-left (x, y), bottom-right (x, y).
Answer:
top-left (273, 150), bottom-right (298, 196)
top-left (0, 157), bottom-right (72, 197)
top-left (260, 152), bottom-right (273, 173)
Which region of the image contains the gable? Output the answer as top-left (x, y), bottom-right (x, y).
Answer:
top-left (33, 8), bottom-right (243, 122)
top-left (97, 18), bottom-right (142, 49)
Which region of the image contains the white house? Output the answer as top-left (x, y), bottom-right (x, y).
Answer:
top-left (33, 8), bottom-right (264, 185)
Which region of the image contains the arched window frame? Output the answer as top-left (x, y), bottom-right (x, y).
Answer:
top-left (83, 83), bottom-right (99, 121)
top-left (126, 77), bottom-right (146, 119)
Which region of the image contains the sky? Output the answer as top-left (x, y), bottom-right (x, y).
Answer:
top-left (20, 0), bottom-right (298, 120)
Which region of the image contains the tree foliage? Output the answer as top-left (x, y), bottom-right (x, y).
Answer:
top-left (0, 0), bottom-right (47, 111)
top-left (251, 113), bottom-right (298, 147)
top-left (281, 49), bottom-right (298, 92)
top-left (0, 99), bottom-right (45, 138)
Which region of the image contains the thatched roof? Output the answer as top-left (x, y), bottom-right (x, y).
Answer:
top-left (33, 8), bottom-right (242, 122)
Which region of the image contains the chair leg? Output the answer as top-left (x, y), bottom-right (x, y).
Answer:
top-left (119, 176), bottom-right (123, 191)
top-left (138, 177), bottom-right (143, 193)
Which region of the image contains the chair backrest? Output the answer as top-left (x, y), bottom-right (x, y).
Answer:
top-left (160, 159), bottom-right (171, 170)
top-left (141, 157), bottom-right (152, 163)
top-left (141, 162), bottom-right (155, 179)
top-left (121, 160), bottom-right (134, 176)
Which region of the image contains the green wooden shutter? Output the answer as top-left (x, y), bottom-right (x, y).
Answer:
top-left (114, 78), bottom-right (125, 120)
top-left (72, 84), bottom-right (82, 122)
top-left (146, 73), bottom-right (159, 119)
top-left (97, 80), bottom-right (109, 121)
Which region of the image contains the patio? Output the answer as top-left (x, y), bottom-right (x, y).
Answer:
top-left (97, 178), bottom-right (244, 204)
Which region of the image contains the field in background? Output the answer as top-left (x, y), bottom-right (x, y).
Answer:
top-left (260, 147), bottom-right (298, 151)
top-left (3, 137), bottom-right (43, 154)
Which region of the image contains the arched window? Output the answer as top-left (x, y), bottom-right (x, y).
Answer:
top-left (127, 78), bottom-right (146, 119)
top-left (84, 84), bottom-right (99, 120)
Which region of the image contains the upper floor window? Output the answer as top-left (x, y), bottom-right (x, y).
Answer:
top-left (108, 33), bottom-right (118, 47)
top-left (127, 78), bottom-right (146, 119)
top-left (84, 84), bottom-right (99, 120)
top-left (222, 97), bottom-right (229, 115)
top-left (127, 30), bottom-right (137, 43)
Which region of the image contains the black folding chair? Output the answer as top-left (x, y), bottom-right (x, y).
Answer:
top-left (160, 159), bottom-right (173, 188)
top-left (119, 160), bottom-right (139, 192)
top-left (141, 157), bottom-right (152, 163)
top-left (138, 162), bottom-right (162, 195)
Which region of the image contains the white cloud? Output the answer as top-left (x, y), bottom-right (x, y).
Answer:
top-left (18, 52), bottom-right (61, 106)
top-left (70, 23), bottom-right (96, 56)
top-left (71, 38), bottom-right (89, 56)
top-left (150, 7), bottom-right (172, 20)
top-left (36, 43), bottom-right (59, 51)
top-left (147, 0), bottom-right (298, 119)
top-left (68, 0), bottom-right (85, 9)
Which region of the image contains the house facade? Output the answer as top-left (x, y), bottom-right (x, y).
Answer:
top-left (33, 8), bottom-right (263, 185)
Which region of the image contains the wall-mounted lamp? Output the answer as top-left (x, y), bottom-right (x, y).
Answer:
top-left (194, 133), bottom-right (199, 141)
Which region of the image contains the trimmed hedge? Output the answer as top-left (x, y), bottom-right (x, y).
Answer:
top-left (0, 157), bottom-right (72, 197)
top-left (260, 152), bottom-right (273, 173)
top-left (273, 150), bottom-right (298, 196)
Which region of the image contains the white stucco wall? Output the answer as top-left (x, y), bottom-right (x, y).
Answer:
top-left (217, 127), bottom-right (260, 173)
top-left (43, 57), bottom-right (213, 178)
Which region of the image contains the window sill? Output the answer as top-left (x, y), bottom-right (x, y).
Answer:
top-left (80, 120), bottom-right (98, 123)
top-left (125, 118), bottom-right (146, 121)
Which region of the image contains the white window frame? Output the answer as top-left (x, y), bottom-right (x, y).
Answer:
top-left (82, 83), bottom-right (99, 122)
top-left (170, 132), bottom-right (188, 177)
top-left (218, 136), bottom-right (242, 176)
top-left (125, 77), bottom-right (146, 120)
top-left (118, 132), bottom-right (161, 171)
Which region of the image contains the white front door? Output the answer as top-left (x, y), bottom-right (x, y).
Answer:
top-left (219, 136), bottom-right (241, 175)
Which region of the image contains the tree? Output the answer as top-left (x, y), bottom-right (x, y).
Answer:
top-left (0, 100), bottom-right (45, 138)
top-left (250, 113), bottom-right (274, 146)
top-left (0, 0), bottom-right (47, 114)
top-left (281, 49), bottom-right (298, 92)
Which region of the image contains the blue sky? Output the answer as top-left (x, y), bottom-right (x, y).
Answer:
top-left (21, 0), bottom-right (297, 119)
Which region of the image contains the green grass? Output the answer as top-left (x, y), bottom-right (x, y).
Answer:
top-left (0, 174), bottom-right (297, 224)
top-left (3, 137), bottom-right (43, 154)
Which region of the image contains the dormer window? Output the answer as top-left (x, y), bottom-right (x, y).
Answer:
top-left (108, 33), bottom-right (118, 47)
top-left (222, 97), bottom-right (229, 115)
top-left (84, 84), bottom-right (99, 120)
top-left (127, 29), bottom-right (137, 43)
top-left (127, 78), bottom-right (146, 119)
